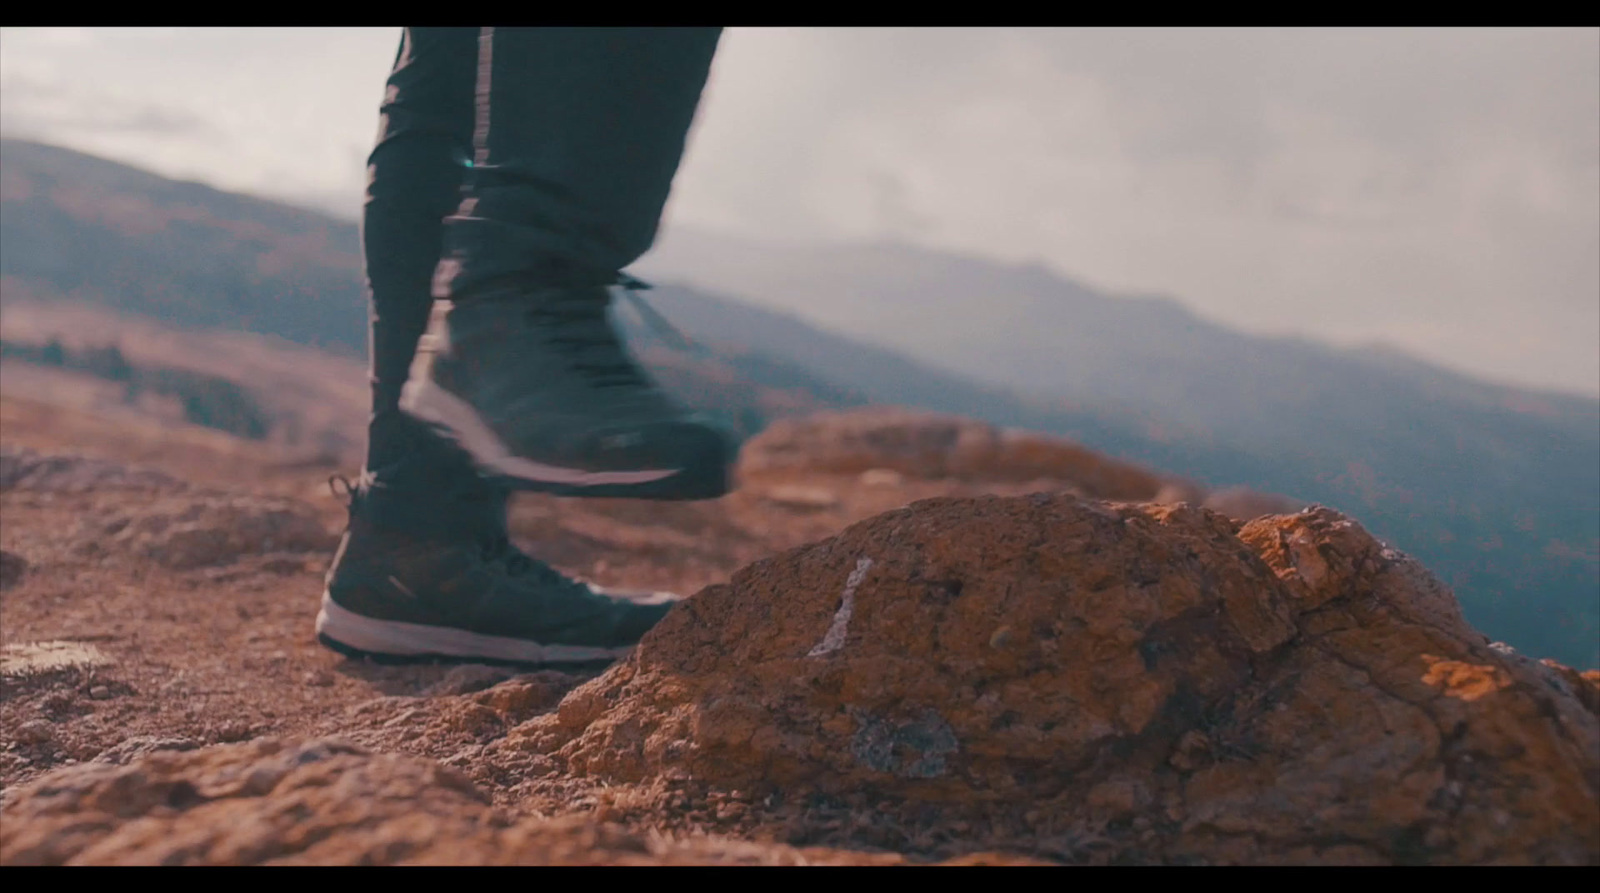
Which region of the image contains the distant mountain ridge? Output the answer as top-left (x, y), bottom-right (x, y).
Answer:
top-left (640, 228), bottom-right (1599, 436)
top-left (637, 230), bottom-right (1600, 668)
top-left (1, 137), bottom-right (1593, 668)
top-left (0, 137), bottom-right (367, 354)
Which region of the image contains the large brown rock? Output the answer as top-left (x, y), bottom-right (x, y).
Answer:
top-left (510, 496), bottom-right (1598, 864)
top-left (0, 737), bottom-right (1018, 865)
top-left (739, 408), bottom-right (1179, 500)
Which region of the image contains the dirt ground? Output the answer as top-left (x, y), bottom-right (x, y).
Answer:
top-left (4, 389), bottom-right (1597, 866)
top-left (0, 391), bottom-right (1102, 840)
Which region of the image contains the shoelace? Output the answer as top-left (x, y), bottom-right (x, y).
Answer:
top-left (526, 273), bottom-right (711, 389)
top-left (480, 535), bottom-right (539, 578)
top-left (613, 273), bottom-right (706, 356)
top-left (327, 472), bottom-right (369, 519)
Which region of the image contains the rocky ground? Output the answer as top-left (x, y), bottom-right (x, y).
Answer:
top-left (2, 395), bottom-right (1595, 865)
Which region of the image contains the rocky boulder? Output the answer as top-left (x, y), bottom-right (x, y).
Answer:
top-left (738, 408), bottom-right (1179, 500)
top-left (737, 408), bottom-right (1305, 523)
top-left (509, 496), bottom-right (1598, 864)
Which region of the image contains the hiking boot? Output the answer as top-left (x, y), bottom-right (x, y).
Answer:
top-left (399, 274), bottom-right (736, 500)
top-left (314, 448), bottom-right (678, 666)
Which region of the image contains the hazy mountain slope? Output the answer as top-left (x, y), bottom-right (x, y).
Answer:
top-left (640, 228), bottom-right (1599, 447)
top-left (0, 138), bottom-right (368, 355)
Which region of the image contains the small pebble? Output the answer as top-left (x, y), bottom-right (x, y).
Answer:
top-left (859, 468), bottom-right (904, 487)
top-left (88, 685), bottom-right (112, 700)
top-left (15, 720), bottom-right (55, 745)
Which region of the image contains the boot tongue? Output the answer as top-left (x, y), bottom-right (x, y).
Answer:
top-left (352, 467), bottom-right (502, 536)
top-left (358, 425), bottom-right (511, 543)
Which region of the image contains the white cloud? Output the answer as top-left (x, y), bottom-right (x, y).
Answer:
top-left (669, 28), bottom-right (1599, 396)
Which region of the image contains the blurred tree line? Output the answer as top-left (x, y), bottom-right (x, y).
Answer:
top-left (0, 336), bottom-right (271, 440)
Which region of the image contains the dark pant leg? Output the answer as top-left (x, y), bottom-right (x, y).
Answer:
top-left (363, 27), bottom-right (478, 470)
top-left (432, 26), bottom-right (721, 298)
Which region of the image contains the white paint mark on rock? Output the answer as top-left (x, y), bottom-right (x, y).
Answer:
top-left (808, 557), bottom-right (874, 657)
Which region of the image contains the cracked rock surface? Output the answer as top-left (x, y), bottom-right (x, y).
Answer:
top-left (495, 497), bottom-right (1598, 864)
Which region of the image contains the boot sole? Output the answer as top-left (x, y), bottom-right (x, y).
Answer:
top-left (313, 592), bottom-right (634, 666)
top-left (400, 376), bottom-right (730, 500)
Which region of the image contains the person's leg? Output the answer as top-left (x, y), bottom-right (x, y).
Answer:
top-left (362, 27), bottom-right (477, 474)
top-left (432, 26), bottom-right (722, 293)
top-left (401, 27), bottom-right (734, 500)
top-left (318, 28), bottom-right (680, 665)
top-left (355, 26), bottom-right (508, 545)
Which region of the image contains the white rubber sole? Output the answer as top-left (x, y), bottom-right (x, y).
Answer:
top-left (399, 375), bottom-right (679, 488)
top-left (314, 592), bottom-right (634, 664)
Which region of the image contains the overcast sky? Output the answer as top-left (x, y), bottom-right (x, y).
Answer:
top-left (2, 27), bottom-right (1596, 398)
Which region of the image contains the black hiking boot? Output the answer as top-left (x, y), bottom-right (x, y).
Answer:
top-left (314, 431), bottom-right (678, 666)
top-left (398, 273), bottom-right (735, 500)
